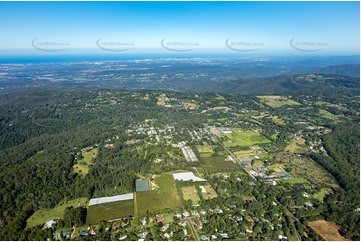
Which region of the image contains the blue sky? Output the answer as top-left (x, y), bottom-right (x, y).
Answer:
top-left (0, 1), bottom-right (359, 54)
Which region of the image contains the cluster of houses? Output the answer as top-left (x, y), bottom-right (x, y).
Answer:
top-left (175, 141), bottom-right (198, 162)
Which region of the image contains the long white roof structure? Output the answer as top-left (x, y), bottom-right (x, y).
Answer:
top-left (89, 193), bottom-right (134, 206)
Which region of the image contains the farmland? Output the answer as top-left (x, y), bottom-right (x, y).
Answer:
top-left (181, 186), bottom-right (201, 205)
top-left (319, 109), bottom-right (337, 120)
top-left (136, 174), bottom-right (182, 216)
top-left (27, 197), bottom-right (88, 228)
top-left (257, 95), bottom-right (301, 108)
top-left (199, 184), bottom-right (218, 200)
top-left (87, 199), bottom-right (134, 224)
top-left (308, 220), bottom-right (346, 241)
top-left (223, 129), bottom-right (271, 147)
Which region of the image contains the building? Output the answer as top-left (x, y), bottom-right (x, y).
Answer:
top-left (136, 179), bottom-right (150, 192)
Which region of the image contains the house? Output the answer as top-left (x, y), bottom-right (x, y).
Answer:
top-left (161, 223), bottom-right (169, 232)
top-left (194, 221), bottom-right (202, 229)
top-left (219, 233), bottom-right (228, 238)
top-left (182, 211), bottom-right (190, 217)
top-left (157, 216), bottom-right (165, 223)
top-left (62, 231), bottom-right (70, 239)
top-left (90, 230), bottom-right (96, 235)
top-left (246, 229), bottom-right (253, 233)
top-left (278, 234), bottom-right (288, 240)
top-left (191, 211), bottom-right (199, 216)
top-left (245, 217), bottom-right (254, 223)
top-left (80, 230), bottom-right (89, 236)
top-left (211, 234), bottom-right (217, 240)
top-left (199, 210), bottom-right (207, 215)
top-left (183, 229), bottom-right (188, 236)
top-left (175, 213), bottom-right (182, 219)
top-left (45, 219), bottom-right (57, 228)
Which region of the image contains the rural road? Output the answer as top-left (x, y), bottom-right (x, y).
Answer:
top-left (186, 218), bottom-right (200, 241)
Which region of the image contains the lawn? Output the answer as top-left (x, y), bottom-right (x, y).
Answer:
top-left (27, 197), bottom-right (88, 228)
top-left (181, 186), bottom-right (201, 205)
top-left (87, 199), bottom-right (134, 225)
top-left (257, 96), bottom-right (301, 108)
top-left (280, 177), bottom-right (307, 185)
top-left (224, 129), bottom-right (271, 147)
top-left (73, 148), bottom-right (98, 176)
top-left (200, 185), bottom-right (218, 200)
top-left (313, 188), bottom-right (330, 202)
top-left (319, 109), bottom-right (337, 120)
top-left (308, 220), bottom-right (346, 241)
top-left (136, 174), bottom-right (183, 216)
top-left (183, 102), bottom-right (198, 110)
top-left (200, 156), bottom-right (240, 173)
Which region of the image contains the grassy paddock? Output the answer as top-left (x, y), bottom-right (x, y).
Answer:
top-left (73, 148), bottom-right (98, 176)
top-left (308, 220), bottom-right (346, 241)
top-left (181, 186), bottom-right (201, 205)
top-left (137, 174), bottom-right (182, 216)
top-left (87, 199), bottom-right (134, 225)
top-left (27, 197), bottom-right (88, 228)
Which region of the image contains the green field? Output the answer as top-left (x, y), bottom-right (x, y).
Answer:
top-left (200, 185), bottom-right (218, 200)
top-left (284, 138), bottom-right (308, 153)
top-left (319, 109), bottom-right (337, 120)
top-left (73, 148), bottom-right (98, 176)
top-left (87, 199), bottom-right (134, 224)
top-left (27, 197), bottom-right (88, 228)
top-left (280, 177), bottom-right (307, 185)
top-left (200, 155), bottom-right (240, 173)
top-left (313, 188), bottom-right (330, 202)
top-left (257, 96), bottom-right (301, 108)
top-left (196, 145), bottom-right (214, 153)
top-left (224, 129), bottom-right (271, 147)
top-left (183, 102), bottom-right (198, 110)
top-left (181, 186), bottom-right (201, 205)
top-left (136, 174), bottom-right (182, 216)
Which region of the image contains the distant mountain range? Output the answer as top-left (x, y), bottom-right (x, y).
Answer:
top-left (317, 64), bottom-right (360, 78)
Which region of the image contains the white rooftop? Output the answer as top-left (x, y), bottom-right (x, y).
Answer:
top-left (89, 193), bottom-right (134, 206)
top-left (173, 172), bottom-right (206, 182)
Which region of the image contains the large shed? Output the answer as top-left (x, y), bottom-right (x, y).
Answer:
top-left (136, 179), bottom-right (150, 192)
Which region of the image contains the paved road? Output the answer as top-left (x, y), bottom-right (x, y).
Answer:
top-left (186, 218), bottom-right (199, 241)
top-left (212, 134), bottom-right (257, 181)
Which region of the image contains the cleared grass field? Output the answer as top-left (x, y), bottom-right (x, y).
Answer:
top-left (27, 197), bottom-right (88, 228)
top-left (87, 199), bottom-right (134, 224)
top-left (313, 188), bottom-right (330, 202)
top-left (183, 102), bottom-right (198, 110)
top-left (224, 129), bottom-right (271, 147)
top-left (137, 174), bottom-right (182, 216)
top-left (309, 220), bottom-right (346, 241)
top-left (257, 96), bottom-right (301, 108)
top-left (200, 185), bottom-right (218, 200)
top-left (284, 138), bottom-right (308, 153)
top-left (73, 148), bottom-right (98, 176)
top-left (200, 156), bottom-right (240, 173)
top-left (319, 109), bottom-right (337, 120)
top-left (181, 186), bottom-right (201, 205)
top-left (277, 153), bottom-right (338, 188)
top-left (280, 177), bottom-right (307, 185)
top-left (196, 145), bottom-right (214, 153)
